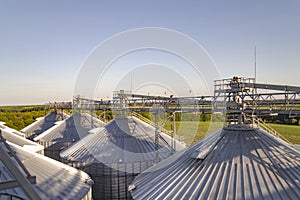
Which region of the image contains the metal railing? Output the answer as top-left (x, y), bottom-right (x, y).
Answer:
top-left (249, 115), bottom-right (293, 145)
top-left (131, 112), bottom-right (172, 134)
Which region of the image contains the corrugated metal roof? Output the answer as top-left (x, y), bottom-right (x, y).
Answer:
top-left (0, 127), bottom-right (44, 153)
top-left (34, 113), bottom-right (104, 143)
top-left (0, 122), bottom-right (25, 137)
top-left (60, 115), bottom-right (185, 164)
top-left (21, 111), bottom-right (69, 138)
top-left (130, 125), bottom-right (300, 200)
top-left (0, 142), bottom-right (92, 200)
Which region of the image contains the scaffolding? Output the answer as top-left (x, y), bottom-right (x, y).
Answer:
top-left (44, 76), bottom-right (300, 152)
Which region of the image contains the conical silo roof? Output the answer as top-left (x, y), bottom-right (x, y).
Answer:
top-left (34, 112), bottom-right (104, 143)
top-left (60, 115), bottom-right (185, 164)
top-left (0, 127), bottom-right (44, 153)
top-left (0, 141), bottom-right (93, 200)
top-left (130, 124), bottom-right (300, 200)
top-left (21, 111), bottom-right (68, 139)
top-left (0, 121), bottom-right (25, 137)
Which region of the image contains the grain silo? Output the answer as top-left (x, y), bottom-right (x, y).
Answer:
top-left (0, 121), bottom-right (26, 137)
top-left (0, 125), bottom-right (44, 154)
top-left (34, 112), bottom-right (104, 161)
top-left (129, 124), bottom-right (300, 200)
top-left (21, 111), bottom-right (68, 139)
top-left (0, 137), bottom-right (93, 200)
top-left (60, 115), bottom-right (185, 200)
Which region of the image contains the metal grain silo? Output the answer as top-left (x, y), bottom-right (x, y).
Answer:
top-left (21, 111), bottom-right (68, 139)
top-left (0, 125), bottom-right (44, 154)
top-left (0, 138), bottom-right (93, 200)
top-left (34, 113), bottom-right (104, 161)
top-left (60, 115), bottom-right (185, 200)
top-left (130, 124), bottom-right (300, 200)
top-left (0, 121), bottom-right (26, 138)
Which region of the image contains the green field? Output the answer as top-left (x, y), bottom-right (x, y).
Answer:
top-left (164, 121), bottom-right (224, 145)
top-left (164, 121), bottom-right (300, 145)
top-left (269, 124), bottom-right (300, 144)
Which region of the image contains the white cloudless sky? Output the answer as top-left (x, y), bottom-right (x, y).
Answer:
top-left (0, 0), bottom-right (299, 105)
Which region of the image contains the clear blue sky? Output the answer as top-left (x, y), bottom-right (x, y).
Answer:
top-left (0, 0), bottom-right (299, 105)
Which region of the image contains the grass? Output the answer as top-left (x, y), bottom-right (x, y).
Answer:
top-left (268, 123), bottom-right (300, 144)
top-left (164, 121), bottom-right (300, 146)
top-left (164, 121), bottom-right (224, 146)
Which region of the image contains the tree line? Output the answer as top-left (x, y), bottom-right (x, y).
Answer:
top-left (0, 105), bottom-right (299, 131)
top-left (0, 105), bottom-right (49, 130)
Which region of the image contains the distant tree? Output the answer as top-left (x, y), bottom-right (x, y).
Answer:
top-left (0, 107), bottom-right (47, 130)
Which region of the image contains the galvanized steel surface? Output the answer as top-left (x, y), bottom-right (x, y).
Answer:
top-left (0, 142), bottom-right (93, 200)
top-left (60, 116), bottom-right (185, 164)
top-left (34, 113), bottom-right (104, 143)
top-left (21, 111), bottom-right (68, 139)
top-left (0, 127), bottom-right (44, 153)
top-left (60, 115), bottom-right (185, 200)
top-left (130, 125), bottom-right (300, 200)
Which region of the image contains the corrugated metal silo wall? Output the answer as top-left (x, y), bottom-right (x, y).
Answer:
top-left (36, 149), bottom-right (44, 155)
top-left (26, 131), bottom-right (43, 140)
top-left (38, 141), bottom-right (73, 162)
top-left (81, 188), bottom-right (93, 200)
top-left (25, 131), bottom-right (34, 138)
top-left (69, 161), bottom-right (154, 200)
